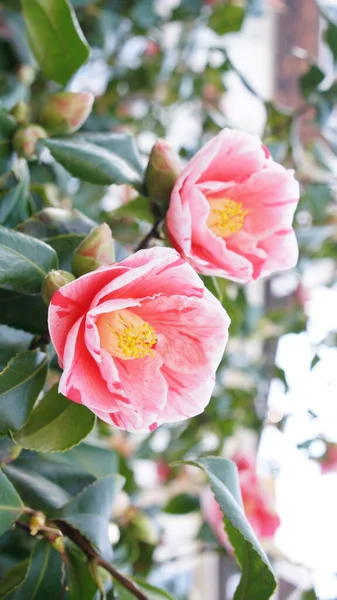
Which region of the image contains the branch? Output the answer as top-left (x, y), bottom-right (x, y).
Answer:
top-left (136, 218), bottom-right (164, 251)
top-left (15, 514), bottom-right (149, 600)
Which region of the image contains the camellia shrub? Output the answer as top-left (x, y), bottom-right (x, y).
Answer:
top-left (0, 0), bottom-right (335, 599)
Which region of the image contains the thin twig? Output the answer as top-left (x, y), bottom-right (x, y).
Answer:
top-left (136, 218), bottom-right (164, 251)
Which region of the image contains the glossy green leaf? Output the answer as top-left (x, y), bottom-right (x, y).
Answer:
top-left (0, 351), bottom-right (48, 435)
top-left (47, 233), bottom-right (86, 270)
top-left (325, 21), bottom-right (337, 62)
top-left (66, 546), bottom-right (98, 600)
top-left (13, 384), bottom-right (96, 453)
top-left (164, 493), bottom-right (199, 514)
top-left (4, 463), bottom-right (71, 513)
top-left (0, 169), bottom-right (32, 228)
top-left (300, 65), bottom-right (325, 97)
top-left (0, 326), bottom-right (33, 370)
top-left (114, 579), bottom-right (174, 600)
top-left (21, 0), bottom-right (90, 85)
top-left (76, 132), bottom-right (144, 176)
top-left (16, 208), bottom-right (97, 239)
top-left (43, 138), bottom-right (143, 187)
top-left (0, 470), bottom-right (23, 537)
top-left (0, 110), bottom-right (17, 137)
top-left (209, 5), bottom-right (245, 35)
top-left (111, 196), bottom-right (153, 224)
top-left (7, 541), bottom-right (64, 600)
top-left (0, 290), bottom-right (48, 334)
top-left (62, 441), bottom-right (118, 478)
top-left (53, 475), bottom-right (124, 560)
top-left (0, 226), bottom-right (58, 294)
top-left (185, 457), bottom-right (277, 600)
top-left (0, 559), bottom-right (30, 599)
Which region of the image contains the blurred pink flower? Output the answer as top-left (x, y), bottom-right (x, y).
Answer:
top-left (202, 454), bottom-right (280, 546)
top-left (49, 247), bottom-right (230, 433)
top-left (166, 128), bottom-right (300, 283)
top-left (320, 444), bottom-right (337, 475)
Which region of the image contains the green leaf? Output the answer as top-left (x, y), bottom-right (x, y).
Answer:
top-left (300, 65), bottom-right (325, 97)
top-left (0, 470), bottom-right (23, 537)
top-left (114, 579), bottom-right (174, 600)
top-left (62, 441), bottom-right (118, 478)
top-left (8, 541), bottom-right (64, 600)
top-left (0, 110), bottom-right (17, 138)
top-left (0, 326), bottom-right (33, 370)
top-left (0, 290), bottom-right (48, 334)
top-left (0, 226), bottom-right (58, 294)
top-left (21, 0), bottom-right (90, 85)
top-left (53, 475), bottom-right (124, 560)
top-left (111, 196), bottom-right (153, 224)
top-left (66, 545), bottom-right (98, 600)
top-left (16, 208), bottom-right (97, 239)
top-left (164, 493), bottom-right (199, 514)
top-left (47, 233), bottom-right (86, 271)
top-left (325, 21), bottom-right (337, 62)
top-left (0, 559), bottom-right (30, 599)
top-left (299, 590), bottom-right (317, 600)
top-left (4, 464), bottom-right (70, 512)
top-left (0, 167), bottom-right (32, 228)
top-left (185, 457), bottom-right (277, 600)
top-left (76, 133), bottom-right (144, 176)
top-left (43, 138), bottom-right (143, 187)
top-left (0, 351), bottom-right (48, 435)
top-left (13, 384), bottom-right (96, 453)
top-left (209, 5), bottom-right (245, 35)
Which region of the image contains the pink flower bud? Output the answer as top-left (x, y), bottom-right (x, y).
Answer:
top-left (41, 270), bottom-right (75, 305)
top-left (40, 91), bottom-right (94, 135)
top-left (12, 124), bottom-right (47, 160)
top-left (145, 139), bottom-right (182, 204)
top-left (71, 223), bottom-right (115, 277)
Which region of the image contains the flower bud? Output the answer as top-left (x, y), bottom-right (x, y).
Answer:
top-left (29, 512), bottom-right (46, 536)
top-left (40, 92), bottom-right (94, 135)
top-left (41, 270), bottom-right (75, 305)
top-left (51, 535), bottom-right (65, 554)
top-left (11, 101), bottom-right (30, 125)
top-left (12, 124), bottom-right (47, 160)
top-left (145, 139), bottom-right (181, 204)
top-left (72, 223), bottom-right (115, 277)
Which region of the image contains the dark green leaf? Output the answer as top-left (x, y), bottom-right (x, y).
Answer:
top-left (209, 5), bottom-right (245, 35)
top-left (0, 110), bottom-right (17, 138)
top-left (114, 579), bottom-right (174, 600)
top-left (53, 475), bottom-right (124, 560)
top-left (0, 470), bottom-right (23, 537)
top-left (300, 65), bottom-right (325, 97)
top-left (185, 457), bottom-right (277, 600)
top-left (8, 541), bottom-right (63, 600)
top-left (0, 559), bottom-right (30, 599)
top-left (62, 441), bottom-right (118, 478)
top-left (43, 139), bottom-right (143, 187)
top-left (66, 545), bottom-right (98, 600)
top-left (0, 327), bottom-right (33, 370)
top-left (0, 168), bottom-right (32, 228)
top-left (111, 196), bottom-right (153, 224)
top-left (13, 384), bottom-right (96, 453)
top-left (0, 351), bottom-right (48, 435)
top-left (325, 21), bottom-right (337, 62)
top-left (0, 226), bottom-right (58, 294)
top-left (164, 493), bottom-right (199, 514)
top-left (0, 290), bottom-right (48, 334)
top-left (76, 133), bottom-right (144, 176)
top-left (16, 208), bottom-right (97, 239)
top-left (4, 464), bottom-right (70, 512)
top-left (21, 0), bottom-right (90, 85)
top-left (47, 233), bottom-right (86, 270)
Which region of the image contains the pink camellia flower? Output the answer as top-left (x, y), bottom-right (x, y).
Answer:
top-left (48, 247), bottom-right (230, 433)
top-left (202, 454), bottom-right (280, 546)
top-left (166, 128), bottom-right (300, 283)
top-left (320, 444), bottom-right (337, 475)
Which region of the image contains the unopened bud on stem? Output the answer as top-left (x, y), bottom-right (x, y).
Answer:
top-left (72, 223), bottom-right (115, 277)
top-left (41, 270), bottom-right (75, 305)
top-left (145, 139), bottom-right (181, 204)
top-left (12, 124), bottom-right (47, 160)
top-left (40, 92), bottom-right (94, 135)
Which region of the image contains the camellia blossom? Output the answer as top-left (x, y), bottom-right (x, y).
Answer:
top-left (166, 128), bottom-right (300, 283)
top-left (202, 453), bottom-right (280, 546)
top-left (48, 247), bottom-right (230, 433)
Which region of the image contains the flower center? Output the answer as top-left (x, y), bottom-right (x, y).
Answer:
top-left (206, 197), bottom-right (248, 238)
top-left (97, 309), bottom-right (157, 360)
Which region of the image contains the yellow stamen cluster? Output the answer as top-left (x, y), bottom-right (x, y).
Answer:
top-left (207, 197), bottom-right (248, 238)
top-left (116, 322), bottom-right (157, 359)
top-left (97, 309), bottom-right (157, 360)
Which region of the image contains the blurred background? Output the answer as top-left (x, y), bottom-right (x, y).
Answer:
top-left (1, 0), bottom-right (337, 598)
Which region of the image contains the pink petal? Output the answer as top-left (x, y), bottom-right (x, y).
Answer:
top-left (133, 294), bottom-right (229, 374)
top-left (259, 229), bottom-right (299, 277)
top-left (160, 366), bottom-right (217, 421)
